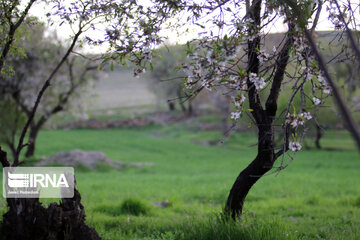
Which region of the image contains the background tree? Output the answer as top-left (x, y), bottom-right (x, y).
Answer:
top-left (146, 45), bottom-right (196, 114)
top-left (0, 23), bottom-right (99, 160)
top-left (0, 0), bottom-right (175, 238)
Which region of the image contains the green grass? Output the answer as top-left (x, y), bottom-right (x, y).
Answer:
top-left (0, 126), bottom-right (359, 239)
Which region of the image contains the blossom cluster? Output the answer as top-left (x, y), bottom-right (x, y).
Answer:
top-left (285, 112), bottom-right (312, 128)
top-left (257, 50), bottom-right (270, 64)
top-left (182, 36), bottom-right (244, 92)
top-left (327, 1), bottom-right (345, 30)
top-left (249, 72), bottom-right (266, 90)
top-left (289, 141), bottom-right (302, 151)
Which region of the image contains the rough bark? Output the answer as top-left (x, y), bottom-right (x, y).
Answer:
top-left (0, 147), bottom-right (101, 240)
top-left (2, 189), bottom-right (101, 240)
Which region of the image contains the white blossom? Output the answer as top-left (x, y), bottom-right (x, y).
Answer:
top-left (300, 112), bottom-right (312, 120)
top-left (286, 113), bottom-right (305, 128)
top-left (233, 95), bottom-right (246, 107)
top-left (249, 73), bottom-right (266, 90)
top-left (302, 66), bottom-right (313, 81)
top-left (289, 142), bottom-right (302, 151)
top-left (317, 73), bottom-right (325, 83)
top-left (258, 50), bottom-right (269, 64)
top-left (249, 72), bottom-right (258, 82)
top-left (253, 77), bottom-right (266, 90)
top-left (323, 85), bottom-right (332, 94)
top-left (231, 110), bottom-right (242, 120)
top-left (313, 97), bottom-right (321, 105)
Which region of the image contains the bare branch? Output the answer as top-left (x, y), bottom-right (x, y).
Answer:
top-left (304, 30), bottom-right (360, 151)
top-left (333, 0), bottom-right (360, 65)
top-left (14, 29), bottom-right (83, 165)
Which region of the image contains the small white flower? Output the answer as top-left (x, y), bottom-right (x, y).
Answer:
top-left (286, 113), bottom-right (305, 128)
top-left (231, 111), bottom-right (242, 120)
top-left (233, 95), bottom-right (246, 107)
top-left (249, 73), bottom-right (266, 90)
top-left (317, 74), bottom-right (325, 83)
top-left (300, 112), bottom-right (312, 120)
top-left (289, 142), bottom-right (302, 151)
top-left (306, 72), bottom-right (313, 81)
top-left (258, 50), bottom-right (269, 64)
top-left (323, 85), bottom-right (332, 94)
top-left (313, 97), bottom-right (321, 105)
top-left (272, 46), bottom-right (277, 53)
top-left (249, 72), bottom-right (258, 82)
top-left (254, 77), bottom-right (266, 90)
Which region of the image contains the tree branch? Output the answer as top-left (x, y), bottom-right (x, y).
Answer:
top-left (13, 29), bottom-right (83, 166)
top-left (0, 0), bottom-right (36, 72)
top-left (333, 0), bottom-right (360, 65)
top-left (246, 0), bottom-right (264, 124)
top-left (265, 24), bottom-right (295, 117)
top-left (311, 0), bottom-right (322, 34)
top-left (304, 30), bottom-right (360, 151)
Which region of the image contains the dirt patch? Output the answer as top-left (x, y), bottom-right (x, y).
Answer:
top-left (36, 149), bottom-right (152, 170)
top-left (60, 112), bottom-right (191, 129)
top-left (60, 117), bottom-right (152, 129)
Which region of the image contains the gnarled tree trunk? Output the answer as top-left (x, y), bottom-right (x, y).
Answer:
top-left (0, 147), bottom-right (101, 240)
top-left (225, 123), bottom-right (275, 218)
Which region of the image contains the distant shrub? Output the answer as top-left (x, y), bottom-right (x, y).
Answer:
top-left (94, 197), bottom-right (151, 217)
top-left (120, 198), bottom-right (150, 216)
top-left (354, 196), bottom-right (360, 208)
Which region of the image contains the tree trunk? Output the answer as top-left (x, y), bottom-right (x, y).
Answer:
top-left (2, 188), bottom-right (101, 240)
top-left (225, 124), bottom-right (275, 219)
top-left (187, 100), bottom-right (194, 116)
top-left (177, 88), bottom-right (187, 113)
top-left (167, 101), bottom-right (175, 111)
top-left (315, 124), bottom-right (322, 149)
top-left (0, 147), bottom-right (100, 240)
top-left (25, 124), bottom-right (40, 158)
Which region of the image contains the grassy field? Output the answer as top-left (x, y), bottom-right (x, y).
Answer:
top-left (0, 125), bottom-right (359, 240)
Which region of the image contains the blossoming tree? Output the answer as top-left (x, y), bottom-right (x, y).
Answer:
top-left (174, 0), bottom-right (360, 218)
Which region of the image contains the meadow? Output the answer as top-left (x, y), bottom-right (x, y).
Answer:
top-left (0, 123), bottom-right (358, 240)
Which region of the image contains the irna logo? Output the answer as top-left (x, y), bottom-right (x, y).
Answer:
top-left (3, 167), bottom-right (74, 198)
top-left (7, 172), bottom-right (69, 188)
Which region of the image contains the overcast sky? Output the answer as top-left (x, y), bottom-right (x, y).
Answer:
top-left (27, 1), bottom-right (353, 53)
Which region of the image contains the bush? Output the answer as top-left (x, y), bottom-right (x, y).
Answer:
top-left (94, 197), bottom-right (151, 217)
top-left (120, 198), bottom-right (151, 216)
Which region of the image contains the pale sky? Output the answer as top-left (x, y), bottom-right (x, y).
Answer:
top-left (27, 0), bottom-right (353, 53)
